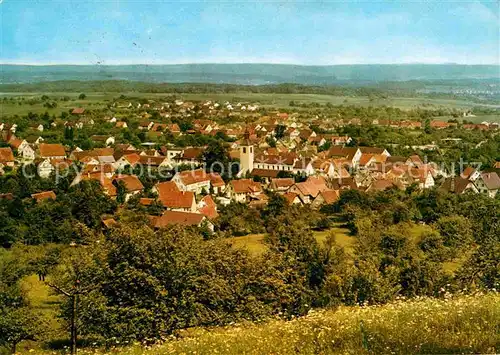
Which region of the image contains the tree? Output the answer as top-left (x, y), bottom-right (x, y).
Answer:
top-left (115, 180), bottom-right (128, 204)
top-left (64, 126), bottom-right (74, 141)
top-left (0, 248), bottom-right (47, 354)
top-left (50, 223), bottom-right (312, 341)
top-left (434, 215), bottom-right (472, 256)
top-left (274, 124), bottom-right (287, 140)
top-left (78, 93), bottom-right (86, 100)
top-left (0, 307), bottom-right (47, 354)
top-left (202, 140), bottom-right (230, 176)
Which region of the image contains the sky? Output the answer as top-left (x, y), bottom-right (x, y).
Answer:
top-left (0, 0), bottom-right (499, 65)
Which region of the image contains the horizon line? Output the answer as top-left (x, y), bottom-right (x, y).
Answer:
top-left (1, 62), bottom-right (499, 67)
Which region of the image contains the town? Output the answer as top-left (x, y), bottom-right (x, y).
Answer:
top-left (0, 95), bottom-right (499, 233)
top-left (0, 92), bottom-right (499, 354)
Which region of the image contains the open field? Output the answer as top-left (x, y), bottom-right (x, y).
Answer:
top-left (229, 226), bottom-right (355, 256)
top-left (1, 91), bottom-right (499, 120)
top-left (230, 224), bottom-right (467, 274)
top-left (18, 293), bottom-right (500, 354)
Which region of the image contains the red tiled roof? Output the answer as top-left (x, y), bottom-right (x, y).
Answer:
top-left (209, 173), bottom-right (225, 187)
top-left (8, 137), bottom-right (23, 149)
top-left (114, 175), bottom-right (144, 192)
top-left (283, 192), bottom-right (300, 205)
top-left (176, 147), bottom-right (204, 160)
top-left (159, 190), bottom-right (195, 209)
top-left (251, 169), bottom-right (280, 178)
top-left (31, 191), bottom-right (56, 202)
top-left (319, 189), bottom-right (340, 204)
top-left (139, 155), bottom-right (167, 166)
top-left (72, 108), bottom-right (85, 115)
top-left (270, 178), bottom-right (295, 189)
top-left (39, 143), bottom-right (66, 158)
top-left (368, 179), bottom-right (398, 191)
top-left (153, 210), bottom-right (205, 228)
top-left (255, 154), bottom-right (295, 165)
top-left (0, 147), bottom-right (14, 163)
top-left (461, 167), bottom-right (476, 180)
top-left (139, 198), bottom-right (155, 206)
top-left (177, 169), bottom-right (211, 185)
top-left (122, 153), bottom-right (141, 166)
top-left (102, 218), bottom-right (118, 228)
top-left (155, 181), bottom-right (180, 196)
top-left (80, 174), bottom-right (117, 196)
top-left (230, 179), bottom-right (262, 194)
top-left (198, 195), bottom-right (218, 219)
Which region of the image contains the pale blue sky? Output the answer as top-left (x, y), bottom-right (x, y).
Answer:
top-left (1, 0), bottom-right (499, 65)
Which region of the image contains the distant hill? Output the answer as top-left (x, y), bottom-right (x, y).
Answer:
top-left (1, 64), bottom-right (498, 85)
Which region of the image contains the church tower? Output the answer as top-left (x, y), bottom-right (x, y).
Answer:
top-left (239, 129), bottom-right (254, 176)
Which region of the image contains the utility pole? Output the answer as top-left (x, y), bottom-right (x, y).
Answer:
top-left (47, 280), bottom-right (81, 355)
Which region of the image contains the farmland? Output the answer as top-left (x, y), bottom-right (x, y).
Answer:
top-left (1, 90), bottom-right (499, 121)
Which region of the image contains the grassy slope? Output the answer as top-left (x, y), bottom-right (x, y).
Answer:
top-left (229, 226), bottom-right (356, 256)
top-left (18, 275), bottom-right (65, 352)
top-left (21, 293), bottom-right (500, 354)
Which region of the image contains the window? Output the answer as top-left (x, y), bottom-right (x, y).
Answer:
top-left (243, 147), bottom-right (246, 153)
top-left (250, 147), bottom-right (253, 153)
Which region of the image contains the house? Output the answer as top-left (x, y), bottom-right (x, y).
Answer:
top-left (461, 167), bottom-right (481, 181)
top-left (269, 178), bottom-right (295, 192)
top-left (76, 173), bottom-right (117, 198)
top-left (102, 218), bottom-right (118, 230)
top-left (38, 143), bottom-right (66, 160)
top-left (209, 173), bottom-right (226, 195)
top-left (152, 181), bottom-right (180, 196)
top-left (406, 155), bottom-right (424, 168)
top-left (430, 120), bottom-right (451, 129)
top-left (172, 147), bottom-right (204, 166)
top-left (366, 179), bottom-right (400, 192)
top-left (330, 135), bottom-right (352, 145)
top-left (293, 158), bottom-right (315, 176)
top-left (0, 147), bottom-right (15, 169)
top-left (440, 176), bottom-right (479, 195)
top-left (91, 135), bottom-right (115, 147)
top-left (474, 172), bottom-right (500, 198)
top-left (225, 179), bottom-right (262, 203)
top-left (114, 153), bottom-right (141, 170)
top-left (158, 190), bottom-right (197, 213)
top-left (310, 189), bottom-right (340, 209)
top-left (37, 158), bottom-right (72, 178)
top-left (113, 175), bottom-right (144, 201)
top-left (409, 167), bottom-right (435, 189)
top-left (253, 154), bottom-right (296, 172)
top-left (162, 146), bottom-right (184, 161)
top-left (197, 195), bottom-right (218, 219)
top-left (359, 147), bottom-right (391, 157)
top-left (71, 108), bottom-right (85, 115)
top-left (153, 181), bottom-right (196, 212)
top-left (283, 192), bottom-right (303, 205)
top-left (8, 137), bottom-right (35, 162)
top-left (172, 169), bottom-right (224, 194)
top-left (287, 176), bottom-right (329, 204)
top-left (151, 210), bottom-right (214, 232)
top-left (138, 121), bottom-right (154, 131)
top-left (137, 155), bottom-right (170, 169)
top-left (327, 147), bottom-right (362, 167)
top-left (116, 122), bottom-right (128, 129)
top-left (80, 163), bottom-right (115, 179)
top-left (31, 191), bottom-right (57, 203)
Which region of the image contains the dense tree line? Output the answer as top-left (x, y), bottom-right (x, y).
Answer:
top-left (0, 187), bottom-right (498, 352)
